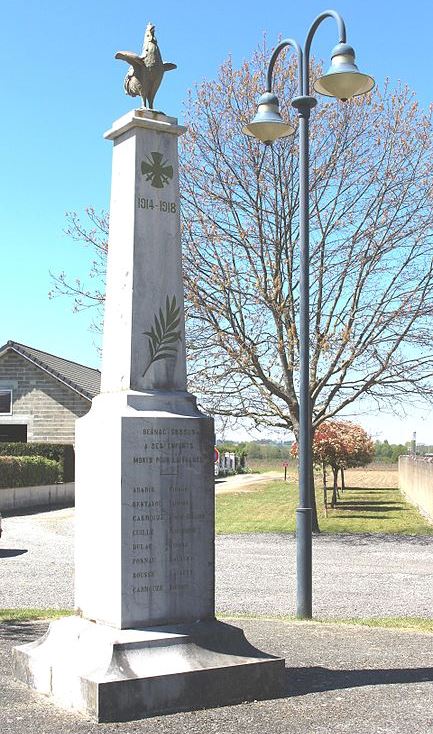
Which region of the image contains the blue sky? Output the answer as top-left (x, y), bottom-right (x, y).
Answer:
top-left (1, 0), bottom-right (432, 442)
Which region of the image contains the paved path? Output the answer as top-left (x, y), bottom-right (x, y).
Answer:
top-left (215, 472), bottom-right (280, 493)
top-left (1, 508), bottom-right (432, 618)
top-left (1, 618), bottom-right (432, 733)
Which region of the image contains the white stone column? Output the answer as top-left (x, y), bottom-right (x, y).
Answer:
top-left (101, 110), bottom-right (187, 392)
top-left (74, 110), bottom-right (215, 629)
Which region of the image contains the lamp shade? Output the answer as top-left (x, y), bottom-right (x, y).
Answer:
top-left (243, 92), bottom-right (294, 144)
top-left (314, 43), bottom-right (375, 101)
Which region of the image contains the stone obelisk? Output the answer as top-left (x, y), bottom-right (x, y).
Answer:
top-left (13, 29), bottom-right (285, 722)
top-left (73, 108), bottom-right (216, 630)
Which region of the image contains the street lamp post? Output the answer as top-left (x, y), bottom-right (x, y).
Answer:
top-left (244, 10), bottom-right (374, 619)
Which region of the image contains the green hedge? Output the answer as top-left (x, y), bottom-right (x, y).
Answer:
top-left (0, 443), bottom-right (74, 482)
top-left (0, 456), bottom-right (62, 489)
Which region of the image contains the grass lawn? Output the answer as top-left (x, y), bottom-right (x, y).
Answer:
top-left (216, 467), bottom-right (433, 535)
top-left (0, 609), bottom-right (72, 624)
top-left (1, 609), bottom-right (431, 633)
top-left (248, 458), bottom-right (297, 474)
top-left (220, 614), bottom-right (433, 633)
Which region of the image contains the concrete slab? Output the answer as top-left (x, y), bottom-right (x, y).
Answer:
top-left (13, 617), bottom-right (285, 721)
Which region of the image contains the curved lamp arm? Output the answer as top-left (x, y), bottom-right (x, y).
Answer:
top-left (266, 39), bottom-right (303, 96)
top-left (303, 10), bottom-right (346, 94)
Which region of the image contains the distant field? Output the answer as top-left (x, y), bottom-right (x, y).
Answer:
top-left (216, 465), bottom-right (432, 535)
top-left (247, 459), bottom-right (399, 478)
top-left (247, 458), bottom-right (297, 475)
top-left (342, 465), bottom-right (398, 488)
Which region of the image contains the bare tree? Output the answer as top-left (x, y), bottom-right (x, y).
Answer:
top-left (52, 46), bottom-right (433, 530)
top-left (180, 47), bottom-right (433, 441)
top-left (49, 208), bottom-right (108, 333)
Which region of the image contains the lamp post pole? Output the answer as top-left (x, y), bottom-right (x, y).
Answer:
top-left (244, 10), bottom-right (374, 619)
top-left (293, 92), bottom-right (315, 618)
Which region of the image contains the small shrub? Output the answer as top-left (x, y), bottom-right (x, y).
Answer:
top-left (0, 443), bottom-right (74, 481)
top-left (0, 456), bottom-right (61, 489)
top-left (236, 467), bottom-right (251, 474)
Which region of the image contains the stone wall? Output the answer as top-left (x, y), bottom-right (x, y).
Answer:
top-left (0, 482), bottom-right (75, 512)
top-left (0, 351), bottom-right (90, 443)
top-left (399, 455), bottom-right (433, 522)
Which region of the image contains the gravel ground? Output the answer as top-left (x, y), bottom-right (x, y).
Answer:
top-left (1, 618), bottom-right (432, 733)
top-left (1, 507), bottom-right (432, 617)
top-left (1, 507), bottom-right (433, 733)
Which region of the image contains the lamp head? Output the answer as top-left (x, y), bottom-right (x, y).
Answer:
top-left (243, 92), bottom-right (295, 144)
top-left (314, 43), bottom-right (375, 101)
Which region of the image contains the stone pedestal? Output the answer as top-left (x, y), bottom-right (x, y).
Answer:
top-left (14, 617), bottom-right (284, 722)
top-left (74, 390), bottom-right (215, 629)
top-left (13, 109), bottom-right (285, 720)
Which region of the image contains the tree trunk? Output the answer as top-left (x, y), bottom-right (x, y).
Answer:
top-left (331, 466), bottom-right (339, 507)
top-left (293, 427), bottom-right (320, 533)
top-left (310, 460), bottom-right (320, 533)
top-left (341, 466), bottom-right (345, 493)
top-left (323, 462), bottom-right (328, 518)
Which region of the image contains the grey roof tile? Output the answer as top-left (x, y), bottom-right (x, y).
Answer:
top-left (0, 341), bottom-right (101, 400)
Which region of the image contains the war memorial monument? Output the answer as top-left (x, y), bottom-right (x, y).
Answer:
top-left (13, 25), bottom-right (285, 721)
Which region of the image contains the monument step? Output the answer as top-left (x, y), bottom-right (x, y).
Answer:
top-left (13, 615), bottom-right (286, 722)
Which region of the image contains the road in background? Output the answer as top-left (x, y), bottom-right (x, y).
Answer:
top-left (1, 507), bottom-right (432, 618)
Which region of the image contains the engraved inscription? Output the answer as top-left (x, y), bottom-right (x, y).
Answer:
top-left (124, 419), bottom-right (213, 613)
top-left (137, 196), bottom-right (177, 214)
top-left (133, 584), bottom-right (163, 594)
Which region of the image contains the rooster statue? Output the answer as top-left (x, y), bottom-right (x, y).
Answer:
top-left (115, 23), bottom-right (177, 110)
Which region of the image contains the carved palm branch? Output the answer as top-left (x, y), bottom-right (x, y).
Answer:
top-left (142, 295), bottom-right (182, 376)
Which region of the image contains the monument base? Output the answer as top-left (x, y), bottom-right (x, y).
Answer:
top-left (13, 616), bottom-right (286, 722)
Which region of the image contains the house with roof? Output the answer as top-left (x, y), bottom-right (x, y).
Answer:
top-left (0, 341), bottom-right (100, 443)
